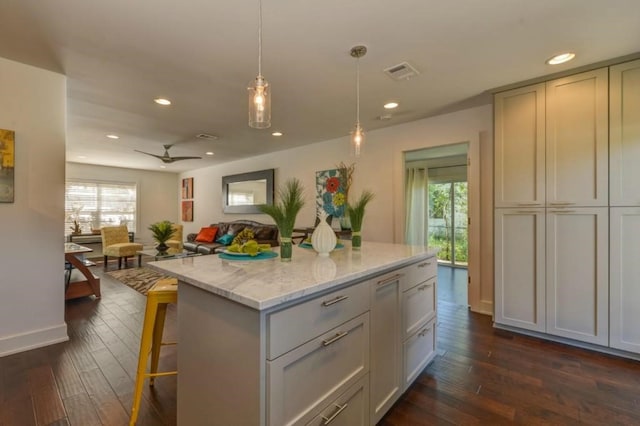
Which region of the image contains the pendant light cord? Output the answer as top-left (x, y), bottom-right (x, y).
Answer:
top-left (258, 0), bottom-right (263, 77)
top-left (356, 56), bottom-right (360, 126)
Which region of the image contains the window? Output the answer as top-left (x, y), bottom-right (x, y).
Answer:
top-left (65, 180), bottom-right (137, 236)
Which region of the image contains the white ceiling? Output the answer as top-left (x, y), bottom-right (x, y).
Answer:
top-left (1, 0), bottom-right (639, 173)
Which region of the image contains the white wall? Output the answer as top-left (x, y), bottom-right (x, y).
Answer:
top-left (66, 163), bottom-right (180, 246)
top-left (0, 57), bottom-right (68, 356)
top-left (181, 104), bottom-right (494, 314)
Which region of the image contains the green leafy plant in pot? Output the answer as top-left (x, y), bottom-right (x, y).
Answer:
top-left (259, 178), bottom-right (305, 261)
top-left (346, 190), bottom-right (374, 250)
top-left (148, 220), bottom-right (174, 254)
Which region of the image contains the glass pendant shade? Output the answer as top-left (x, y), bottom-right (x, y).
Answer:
top-left (351, 123), bottom-right (364, 157)
top-left (248, 75), bottom-right (271, 128)
top-left (349, 45), bottom-right (367, 157)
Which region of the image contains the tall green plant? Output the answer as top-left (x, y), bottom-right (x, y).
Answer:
top-left (347, 190), bottom-right (375, 231)
top-left (259, 178), bottom-right (305, 237)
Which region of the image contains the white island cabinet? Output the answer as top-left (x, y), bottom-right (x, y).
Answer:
top-left (148, 242), bottom-right (438, 426)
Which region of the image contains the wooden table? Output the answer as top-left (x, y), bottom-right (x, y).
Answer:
top-left (65, 243), bottom-right (101, 300)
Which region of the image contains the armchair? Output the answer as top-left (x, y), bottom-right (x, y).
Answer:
top-left (166, 224), bottom-right (183, 251)
top-left (101, 225), bottom-right (143, 269)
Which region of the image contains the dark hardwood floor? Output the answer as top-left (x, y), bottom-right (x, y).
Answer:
top-left (2, 260), bottom-right (640, 425)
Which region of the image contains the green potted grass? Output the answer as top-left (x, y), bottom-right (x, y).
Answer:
top-left (346, 190), bottom-right (375, 250)
top-left (148, 220), bottom-right (174, 254)
top-left (259, 178), bottom-right (305, 261)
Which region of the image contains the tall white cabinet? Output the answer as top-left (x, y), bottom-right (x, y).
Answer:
top-left (494, 67), bottom-right (611, 347)
top-left (609, 59), bottom-right (640, 354)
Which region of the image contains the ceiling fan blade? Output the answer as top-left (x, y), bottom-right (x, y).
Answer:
top-left (134, 149), bottom-right (166, 160)
top-left (169, 156), bottom-right (203, 161)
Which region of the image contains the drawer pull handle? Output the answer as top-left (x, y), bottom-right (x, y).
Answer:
top-left (549, 201), bottom-right (575, 206)
top-left (418, 283), bottom-right (432, 291)
top-left (322, 331), bottom-right (349, 347)
top-left (417, 261), bottom-right (432, 268)
top-left (322, 295), bottom-right (348, 307)
top-left (377, 273), bottom-right (404, 287)
top-left (550, 210), bottom-right (576, 213)
top-left (322, 403), bottom-right (349, 425)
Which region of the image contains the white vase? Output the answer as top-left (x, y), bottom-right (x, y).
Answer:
top-left (312, 211), bottom-right (337, 257)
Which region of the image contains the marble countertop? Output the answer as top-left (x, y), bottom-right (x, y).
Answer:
top-left (146, 241), bottom-right (438, 311)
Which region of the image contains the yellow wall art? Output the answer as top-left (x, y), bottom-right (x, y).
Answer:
top-left (0, 129), bottom-right (15, 203)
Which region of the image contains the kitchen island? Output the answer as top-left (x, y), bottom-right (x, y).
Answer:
top-left (148, 241), bottom-right (438, 425)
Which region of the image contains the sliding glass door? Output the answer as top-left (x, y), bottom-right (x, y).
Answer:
top-left (428, 181), bottom-right (468, 266)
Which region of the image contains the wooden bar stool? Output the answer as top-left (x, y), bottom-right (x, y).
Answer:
top-left (130, 277), bottom-right (178, 425)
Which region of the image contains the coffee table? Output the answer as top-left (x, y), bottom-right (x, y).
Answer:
top-left (136, 248), bottom-right (201, 266)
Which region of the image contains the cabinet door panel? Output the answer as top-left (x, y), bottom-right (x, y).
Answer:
top-left (267, 281), bottom-right (369, 359)
top-left (267, 314), bottom-right (369, 426)
top-left (306, 376), bottom-right (369, 426)
top-left (610, 59), bottom-right (640, 206)
top-left (494, 209), bottom-right (545, 332)
top-left (546, 208), bottom-right (608, 345)
top-left (403, 277), bottom-right (436, 338)
top-left (610, 208), bottom-right (640, 354)
top-left (403, 318), bottom-right (436, 390)
top-left (546, 69), bottom-right (608, 206)
top-left (494, 84), bottom-right (546, 207)
top-left (370, 273), bottom-right (402, 424)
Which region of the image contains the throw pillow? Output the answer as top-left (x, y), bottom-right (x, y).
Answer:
top-left (216, 233), bottom-right (234, 245)
top-left (195, 227), bottom-right (218, 243)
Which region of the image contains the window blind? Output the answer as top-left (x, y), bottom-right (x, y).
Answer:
top-left (65, 180), bottom-right (137, 236)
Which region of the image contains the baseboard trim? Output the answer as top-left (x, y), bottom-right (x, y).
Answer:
top-left (0, 323), bottom-right (69, 357)
top-left (493, 323), bottom-right (640, 362)
top-left (471, 300), bottom-right (493, 316)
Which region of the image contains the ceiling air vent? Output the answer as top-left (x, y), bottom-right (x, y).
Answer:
top-left (384, 61), bottom-right (420, 81)
top-left (195, 133), bottom-right (218, 140)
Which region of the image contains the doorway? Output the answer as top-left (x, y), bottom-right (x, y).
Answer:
top-left (404, 143), bottom-right (469, 306)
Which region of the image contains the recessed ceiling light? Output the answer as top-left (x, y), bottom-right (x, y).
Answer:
top-left (160, 165), bottom-right (166, 169)
top-left (272, 131), bottom-right (283, 136)
top-left (546, 52), bottom-right (575, 65)
top-left (383, 102), bottom-right (399, 109)
top-left (106, 134), bottom-right (120, 139)
top-left (205, 151), bottom-right (214, 156)
top-left (154, 98), bottom-right (172, 106)
top-left (78, 155), bottom-right (87, 159)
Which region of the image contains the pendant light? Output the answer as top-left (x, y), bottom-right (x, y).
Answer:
top-left (350, 45), bottom-right (367, 157)
top-left (248, 0), bottom-right (271, 128)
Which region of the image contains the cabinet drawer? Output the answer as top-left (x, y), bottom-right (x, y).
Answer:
top-left (268, 282), bottom-right (369, 359)
top-left (403, 277), bottom-right (436, 338)
top-left (403, 318), bottom-right (436, 390)
top-left (306, 375), bottom-right (369, 426)
top-left (402, 257), bottom-right (437, 291)
top-left (268, 313), bottom-right (369, 426)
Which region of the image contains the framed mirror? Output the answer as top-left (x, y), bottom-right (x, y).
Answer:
top-left (222, 168), bottom-right (274, 214)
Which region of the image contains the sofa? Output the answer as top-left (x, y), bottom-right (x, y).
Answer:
top-left (184, 220), bottom-right (279, 255)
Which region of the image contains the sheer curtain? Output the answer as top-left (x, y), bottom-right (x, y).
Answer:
top-left (405, 167), bottom-right (429, 246)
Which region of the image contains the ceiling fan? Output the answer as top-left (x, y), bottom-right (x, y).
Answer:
top-left (135, 144), bottom-right (202, 164)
